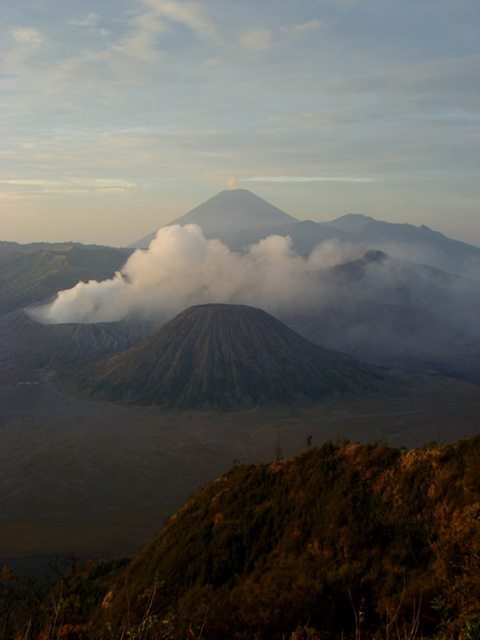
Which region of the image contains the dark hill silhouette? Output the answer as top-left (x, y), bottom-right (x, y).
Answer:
top-left (71, 304), bottom-right (383, 409)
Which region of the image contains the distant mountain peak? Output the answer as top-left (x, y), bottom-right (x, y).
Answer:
top-left (323, 213), bottom-right (375, 233)
top-left (325, 213), bottom-right (442, 239)
top-left (211, 188), bottom-right (256, 197)
top-left (129, 189), bottom-right (298, 249)
top-left (362, 249), bottom-right (388, 263)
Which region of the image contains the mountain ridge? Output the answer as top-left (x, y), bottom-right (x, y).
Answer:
top-left (0, 244), bottom-right (132, 314)
top-left (49, 437), bottom-right (480, 640)
top-left (128, 188), bottom-right (480, 279)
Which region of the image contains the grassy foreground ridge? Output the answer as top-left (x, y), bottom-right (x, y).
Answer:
top-left (2, 436), bottom-right (480, 639)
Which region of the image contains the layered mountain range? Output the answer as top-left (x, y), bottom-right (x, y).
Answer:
top-left (1, 189), bottom-right (479, 387)
top-left (131, 189), bottom-right (480, 279)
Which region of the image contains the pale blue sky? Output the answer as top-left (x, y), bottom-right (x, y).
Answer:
top-left (1, 0), bottom-right (479, 246)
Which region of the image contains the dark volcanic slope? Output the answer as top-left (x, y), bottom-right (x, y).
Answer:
top-left (72, 304), bottom-right (383, 410)
top-left (0, 310), bottom-right (149, 380)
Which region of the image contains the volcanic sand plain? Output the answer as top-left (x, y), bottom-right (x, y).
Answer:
top-left (1, 360), bottom-right (479, 568)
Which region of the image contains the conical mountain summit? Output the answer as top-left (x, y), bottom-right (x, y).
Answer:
top-left (70, 303), bottom-right (382, 410)
top-left (129, 189), bottom-right (298, 249)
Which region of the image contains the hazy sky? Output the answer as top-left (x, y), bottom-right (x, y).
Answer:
top-left (1, 0), bottom-right (479, 247)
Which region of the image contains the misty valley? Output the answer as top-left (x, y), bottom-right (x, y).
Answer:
top-left (1, 190), bottom-right (480, 639)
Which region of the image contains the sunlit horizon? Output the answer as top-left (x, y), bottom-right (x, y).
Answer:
top-left (1, 1), bottom-right (479, 247)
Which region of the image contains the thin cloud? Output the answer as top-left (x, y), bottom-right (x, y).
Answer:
top-left (244, 176), bottom-right (378, 183)
top-left (0, 189), bottom-right (31, 201)
top-left (112, 11), bottom-right (166, 63)
top-left (1, 180), bottom-right (61, 186)
top-left (240, 20), bottom-right (322, 54)
top-left (203, 57), bottom-right (221, 67)
top-left (140, 0), bottom-right (219, 43)
top-left (66, 13), bottom-right (100, 27)
top-left (280, 20), bottom-right (323, 42)
top-left (10, 27), bottom-right (45, 49)
top-left (111, 0), bottom-right (219, 65)
top-left (239, 27), bottom-right (273, 54)
top-left (0, 178), bottom-right (136, 193)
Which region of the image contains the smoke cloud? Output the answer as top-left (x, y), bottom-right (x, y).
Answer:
top-left (29, 225), bottom-right (349, 325)
top-left (26, 223), bottom-right (480, 363)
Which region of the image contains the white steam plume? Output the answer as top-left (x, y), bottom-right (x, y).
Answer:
top-left (28, 224), bottom-right (349, 325)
